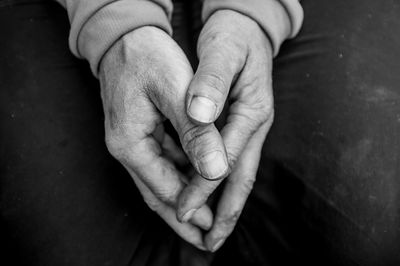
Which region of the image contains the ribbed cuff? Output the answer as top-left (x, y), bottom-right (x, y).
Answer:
top-left (202, 0), bottom-right (303, 56)
top-left (73, 0), bottom-right (173, 76)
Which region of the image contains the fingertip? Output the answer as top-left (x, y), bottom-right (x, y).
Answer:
top-left (177, 175), bottom-right (223, 224)
top-left (204, 220), bottom-right (228, 252)
top-left (206, 237), bottom-right (225, 253)
top-left (176, 199), bottom-right (191, 223)
top-left (192, 205), bottom-right (214, 230)
top-left (176, 187), bottom-right (198, 222)
top-left (196, 243), bottom-right (207, 251)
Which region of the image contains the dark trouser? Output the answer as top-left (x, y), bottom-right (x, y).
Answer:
top-left (1, 0), bottom-right (400, 265)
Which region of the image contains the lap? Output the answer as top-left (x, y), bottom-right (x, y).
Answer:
top-left (247, 0), bottom-right (400, 265)
top-left (0, 2), bottom-right (184, 265)
top-left (2, 0), bottom-right (400, 265)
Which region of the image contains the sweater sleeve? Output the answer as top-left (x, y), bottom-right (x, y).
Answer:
top-left (56, 0), bottom-right (173, 76)
top-left (202, 0), bottom-right (303, 56)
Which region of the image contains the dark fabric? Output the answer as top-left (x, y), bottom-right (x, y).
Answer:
top-left (0, 2), bottom-right (189, 266)
top-left (240, 0), bottom-right (400, 265)
top-left (1, 0), bottom-right (400, 265)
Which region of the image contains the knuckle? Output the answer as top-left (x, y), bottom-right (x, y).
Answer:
top-left (235, 74), bottom-right (274, 125)
top-left (218, 210), bottom-right (242, 230)
top-left (180, 124), bottom-right (199, 153)
top-left (180, 123), bottom-right (213, 157)
top-left (144, 197), bottom-right (161, 212)
top-left (260, 98), bottom-right (274, 123)
top-left (200, 31), bottom-right (230, 52)
top-left (199, 72), bottom-right (227, 97)
top-left (230, 110), bottom-right (262, 140)
top-left (105, 134), bottom-right (125, 160)
top-left (104, 130), bottom-right (138, 162)
top-left (201, 30), bottom-right (246, 57)
top-left (226, 176), bottom-right (255, 199)
top-left (238, 94), bottom-right (274, 129)
top-left (154, 184), bottom-right (180, 206)
top-left (241, 177), bottom-right (256, 195)
top-left (226, 150), bottom-right (240, 170)
top-left (250, 93), bottom-right (274, 124)
top-left (229, 210), bottom-right (242, 224)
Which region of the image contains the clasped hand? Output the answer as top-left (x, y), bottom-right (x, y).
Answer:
top-left (99, 10), bottom-right (274, 252)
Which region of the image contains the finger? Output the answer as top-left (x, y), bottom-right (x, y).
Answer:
top-left (108, 109), bottom-right (213, 230)
top-left (177, 64), bottom-right (274, 222)
top-left (186, 39), bottom-right (246, 124)
top-left (162, 133), bottom-right (190, 169)
top-left (103, 81), bottom-right (215, 229)
top-left (149, 70), bottom-right (229, 181)
top-left (121, 149), bottom-right (213, 231)
top-left (129, 171), bottom-right (207, 250)
top-left (205, 123), bottom-right (271, 252)
top-left (153, 123), bottom-right (194, 180)
top-left (176, 113), bottom-right (266, 223)
top-left (153, 123), bottom-right (189, 167)
top-left (177, 171), bottom-right (221, 223)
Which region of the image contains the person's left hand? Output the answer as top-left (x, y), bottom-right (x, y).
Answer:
top-left (99, 27), bottom-right (231, 250)
top-left (176, 10), bottom-right (275, 252)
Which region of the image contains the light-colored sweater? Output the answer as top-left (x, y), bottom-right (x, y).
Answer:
top-left (56, 0), bottom-right (303, 76)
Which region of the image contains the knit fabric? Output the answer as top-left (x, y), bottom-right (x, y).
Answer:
top-left (56, 0), bottom-right (303, 76)
top-left (202, 0), bottom-right (303, 56)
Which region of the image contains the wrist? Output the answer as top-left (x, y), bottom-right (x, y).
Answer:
top-left (202, 0), bottom-right (303, 56)
top-left (72, 0), bottom-right (173, 77)
top-left (99, 26), bottom-right (170, 77)
top-left (199, 10), bottom-right (272, 59)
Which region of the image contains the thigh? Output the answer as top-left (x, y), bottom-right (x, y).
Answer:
top-left (220, 0), bottom-right (400, 265)
top-left (0, 2), bottom-right (181, 265)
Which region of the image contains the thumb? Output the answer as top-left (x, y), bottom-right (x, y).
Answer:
top-left (147, 48), bottom-right (230, 181)
top-left (186, 36), bottom-right (247, 124)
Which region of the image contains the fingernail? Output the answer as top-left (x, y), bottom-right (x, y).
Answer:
top-left (199, 151), bottom-right (228, 179)
top-left (188, 96), bottom-right (217, 123)
top-left (181, 208), bottom-right (197, 223)
top-left (210, 239), bottom-right (224, 252)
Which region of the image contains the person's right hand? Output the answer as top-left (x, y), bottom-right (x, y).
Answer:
top-left (98, 26), bottom-right (230, 250)
top-left (176, 10), bottom-right (275, 252)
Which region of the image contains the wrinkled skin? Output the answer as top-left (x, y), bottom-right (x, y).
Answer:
top-left (177, 10), bottom-right (274, 252)
top-left (99, 10), bottom-right (274, 252)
